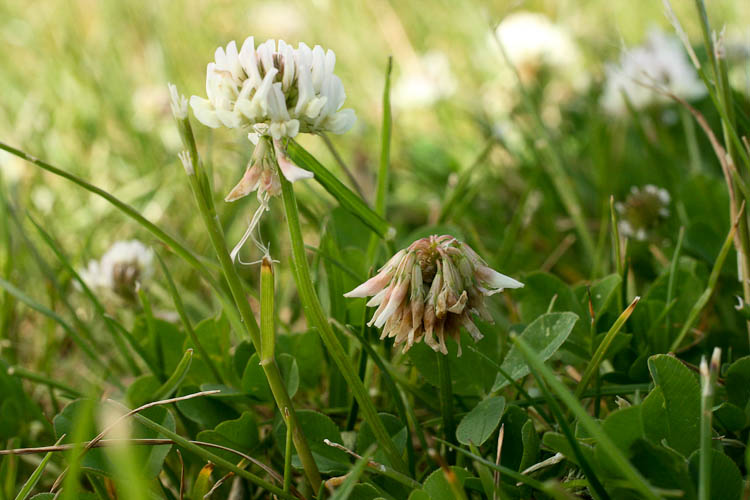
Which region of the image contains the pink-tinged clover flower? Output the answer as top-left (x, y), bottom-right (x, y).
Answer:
top-left (178, 38), bottom-right (356, 261)
top-left (345, 235), bottom-right (523, 356)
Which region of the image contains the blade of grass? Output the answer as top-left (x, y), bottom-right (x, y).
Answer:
top-left (437, 352), bottom-right (456, 463)
top-left (365, 56), bottom-right (395, 265)
top-left (7, 366), bottom-right (82, 398)
top-left (59, 398), bottom-right (97, 500)
top-left (0, 277), bottom-right (115, 384)
top-left (434, 438), bottom-right (565, 497)
top-left (329, 446), bottom-right (377, 500)
top-left (13, 436), bottom-right (65, 500)
top-left (0, 142), bottom-right (221, 289)
top-left (512, 334), bottom-right (660, 500)
top-left (107, 401), bottom-right (297, 500)
top-left (152, 349), bottom-right (193, 401)
top-left (670, 207), bottom-right (739, 351)
top-left (575, 297), bottom-right (640, 399)
top-left (286, 140), bottom-right (394, 241)
top-left (525, 366), bottom-right (609, 500)
top-left (155, 253), bottom-right (222, 384)
top-left (698, 348), bottom-right (720, 500)
top-left (665, 227), bottom-right (685, 345)
top-left (279, 171), bottom-right (407, 474)
top-left (173, 108), bottom-right (322, 491)
top-left (491, 27), bottom-right (595, 263)
top-left (438, 140), bottom-right (494, 224)
top-left (26, 215), bottom-right (140, 375)
top-left (320, 132), bottom-right (365, 199)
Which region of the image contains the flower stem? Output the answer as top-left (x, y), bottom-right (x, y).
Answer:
top-left (437, 351), bottom-right (456, 463)
top-left (278, 170), bottom-right (408, 474)
top-left (176, 121), bottom-right (321, 491)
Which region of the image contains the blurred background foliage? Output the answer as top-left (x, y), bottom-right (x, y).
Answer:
top-left (1, 0), bottom-right (749, 381)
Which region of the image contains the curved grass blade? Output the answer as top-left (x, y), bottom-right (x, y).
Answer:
top-left (575, 296), bottom-right (640, 398)
top-left (0, 277), bottom-right (111, 379)
top-left (512, 334), bottom-right (660, 500)
top-left (152, 349), bottom-right (193, 401)
top-left (0, 141), bottom-right (221, 292)
top-left (286, 140), bottom-right (394, 240)
top-left (155, 252), bottom-right (222, 384)
top-left (26, 215), bottom-right (141, 375)
top-left (670, 209), bottom-right (739, 351)
top-left (13, 436), bottom-right (65, 500)
top-left (329, 446), bottom-right (377, 500)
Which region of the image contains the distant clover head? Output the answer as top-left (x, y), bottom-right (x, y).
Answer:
top-left (190, 38), bottom-right (356, 143)
top-left (79, 240), bottom-right (154, 300)
top-left (344, 235), bottom-right (523, 356)
top-left (616, 184), bottom-right (671, 241)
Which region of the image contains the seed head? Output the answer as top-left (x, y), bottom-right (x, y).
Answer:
top-left (345, 235), bottom-right (523, 356)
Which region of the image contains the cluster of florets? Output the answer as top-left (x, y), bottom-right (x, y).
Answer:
top-left (190, 38), bottom-right (356, 142)
top-left (345, 235), bottom-right (523, 355)
top-left (601, 29), bottom-right (705, 115)
top-left (79, 240), bottom-right (154, 300)
top-left (616, 185), bottom-right (671, 241)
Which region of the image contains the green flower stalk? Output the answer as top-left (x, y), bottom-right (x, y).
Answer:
top-left (345, 235), bottom-right (523, 355)
top-left (169, 82), bottom-right (322, 490)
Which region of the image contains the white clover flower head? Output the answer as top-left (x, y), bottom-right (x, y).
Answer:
top-left (168, 83), bottom-right (188, 120)
top-left (392, 51), bottom-right (457, 110)
top-left (494, 11), bottom-right (583, 82)
top-left (79, 240), bottom-right (154, 299)
top-left (616, 185), bottom-right (671, 241)
top-left (190, 38), bottom-right (356, 141)
top-left (344, 235), bottom-right (523, 356)
top-left (601, 28), bottom-right (706, 116)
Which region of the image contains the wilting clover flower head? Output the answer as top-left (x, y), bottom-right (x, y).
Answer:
top-left (344, 235), bottom-right (523, 356)
top-left (190, 37), bottom-right (356, 142)
top-left (616, 185), bottom-right (671, 241)
top-left (79, 240), bottom-right (154, 300)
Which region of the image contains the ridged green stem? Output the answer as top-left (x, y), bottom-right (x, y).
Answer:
top-left (176, 119), bottom-right (321, 491)
top-left (278, 168), bottom-right (408, 474)
top-left (437, 352), bottom-right (456, 463)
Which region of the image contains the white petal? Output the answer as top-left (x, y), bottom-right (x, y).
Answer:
top-left (374, 279), bottom-right (409, 328)
top-left (476, 266), bottom-right (524, 290)
top-left (274, 140), bottom-right (313, 182)
top-left (326, 109), bottom-right (356, 134)
top-left (216, 109), bottom-right (241, 128)
top-left (239, 36), bottom-right (262, 86)
top-left (344, 271), bottom-right (393, 298)
top-left (311, 45), bottom-right (326, 92)
top-left (190, 96), bottom-right (221, 128)
top-left (225, 165), bottom-right (261, 202)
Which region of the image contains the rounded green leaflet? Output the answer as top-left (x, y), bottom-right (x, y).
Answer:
top-left (53, 399), bottom-right (175, 480)
top-left (456, 396), bottom-right (506, 447)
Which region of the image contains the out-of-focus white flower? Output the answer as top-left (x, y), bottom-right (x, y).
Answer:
top-left (393, 51), bottom-right (457, 109)
top-left (493, 11), bottom-right (584, 84)
top-left (248, 3), bottom-right (305, 38)
top-left (615, 185), bottom-right (671, 241)
top-left (79, 240), bottom-right (154, 299)
top-left (190, 38), bottom-right (356, 142)
top-left (601, 29), bottom-right (706, 116)
top-left (344, 235), bottom-right (523, 356)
